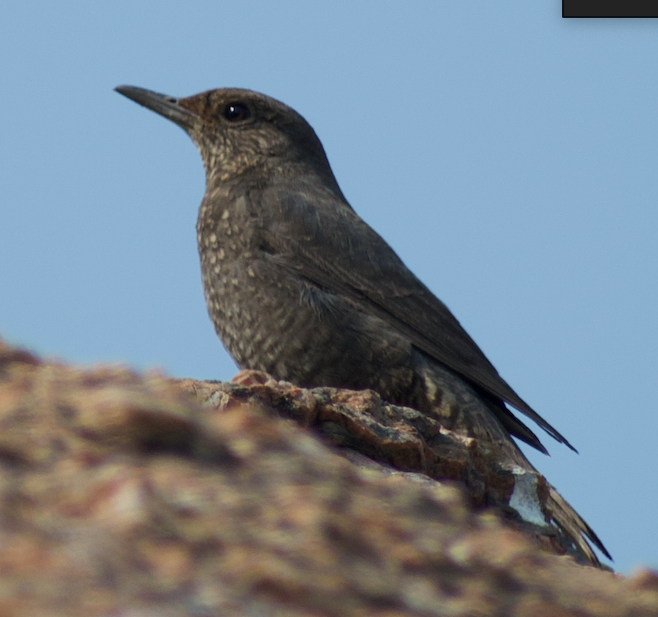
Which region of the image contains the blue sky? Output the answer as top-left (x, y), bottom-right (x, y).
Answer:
top-left (2, 2), bottom-right (656, 574)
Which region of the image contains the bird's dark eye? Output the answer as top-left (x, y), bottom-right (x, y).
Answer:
top-left (223, 102), bottom-right (251, 122)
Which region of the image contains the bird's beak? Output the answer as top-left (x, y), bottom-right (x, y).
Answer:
top-left (115, 85), bottom-right (198, 132)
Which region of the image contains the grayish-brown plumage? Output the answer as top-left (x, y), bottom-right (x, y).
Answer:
top-left (115, 85), bottom-right (610, 565)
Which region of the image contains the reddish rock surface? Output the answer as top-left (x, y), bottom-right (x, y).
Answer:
top-left (0, 337), bottom-right (655, 616)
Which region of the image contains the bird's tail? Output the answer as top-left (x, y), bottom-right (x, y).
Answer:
top-left (546, 485), bottom-right (612, 566)
top-left (413, 355), bottom-right (611, 567)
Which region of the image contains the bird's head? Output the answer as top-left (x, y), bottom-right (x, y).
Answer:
top-left (115, 86), bottom-right (340, 192)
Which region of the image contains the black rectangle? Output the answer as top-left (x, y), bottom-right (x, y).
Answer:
top-left (564, 1), bottom-right (658, 17)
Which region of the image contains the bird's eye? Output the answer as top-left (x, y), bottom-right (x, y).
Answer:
top-left (223, 102), bottom-right (251, 122)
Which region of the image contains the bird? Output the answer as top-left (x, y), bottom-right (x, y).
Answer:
top-left (115, 85), bottom-right (610, 565)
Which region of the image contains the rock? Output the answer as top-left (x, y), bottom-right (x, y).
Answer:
top-left (0, 337), bottom-right (654, 616)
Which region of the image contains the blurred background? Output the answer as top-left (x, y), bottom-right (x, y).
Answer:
top-left (1, 2), bottom-right (656, 573)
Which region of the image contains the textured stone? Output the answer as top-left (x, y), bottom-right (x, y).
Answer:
top-left (0, 337), bottom-right (652, 616)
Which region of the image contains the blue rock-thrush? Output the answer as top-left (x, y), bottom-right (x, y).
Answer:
top-left (116, 85), bottom-right (610, 565)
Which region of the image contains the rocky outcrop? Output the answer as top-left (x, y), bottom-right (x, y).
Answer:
top-left (0, 338), bottom-right (656, 616)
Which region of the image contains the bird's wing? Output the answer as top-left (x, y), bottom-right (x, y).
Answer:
top-left (257, 187), bottom-right (575, 451)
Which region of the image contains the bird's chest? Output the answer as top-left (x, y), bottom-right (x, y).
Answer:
top-left (196, 207), bottom-right (299, 370)
top-left (198, 210), bottom-right (257, 325)
top-left (196, 218), bottom-right (345, 382)
top-left (198, 248), bottom-right (322, 375)
top-left (193, 191), bottom-right (403, 387)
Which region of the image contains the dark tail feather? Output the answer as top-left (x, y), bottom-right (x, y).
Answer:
top-left (477, 389), bottom-right (550, 455)
top-left (547, 487), bottom-right (612, 565)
